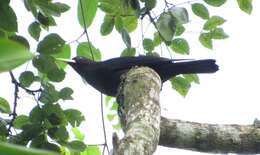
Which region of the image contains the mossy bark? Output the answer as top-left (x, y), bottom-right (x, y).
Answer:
top-left (113, 67), bottom-right (260, 154)
top-left (160, 117), bottom-right (260, 154)
top-left (114, 67), bottom-right (161, 155)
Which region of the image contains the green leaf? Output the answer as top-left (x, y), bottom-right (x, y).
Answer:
top-left (32, 55), bottom-right (57, 73)
top-left (156, 12), bottom-right (176, 42)
top-left (24, 0), bottom-right (37, 17)
top-left (77, 42), bottom-right (101, 61)
top-left (39, 83), bottom-right (60, 104)
top-left (64, 109), bottom-right (85, 127)
top-left (52, 44), bottom-right (71, 69)
top-left (175, 24), bottom-right (185, 36)
top-left (107, 114), bottom-right (116, 121)
top-left (145, 0), bottom-right (157, 10)
top-left (52, 2), bottom-right (70, 13)
top-left (34, 1), bottom-right (70, 17)
top-left (129, 0), bottom-right (141, 10)
top-left (66, 140), bottom-right (86, 152)
top-left (0, 0), bottom-right (10, 5)
top-left (169, 7), bottom-right (189, 24)
top-left (0, 39), bottom-right (33, 73)
top-left (143, 38), bottom-right (154, 52)
top-left (210, 28), bottom-right (229, 39)
top-left (115, 16), bottom-right (124, 32)
top-left (59, 87), bottom-right (73, 100)
top-left (203, 16), bottom-right (226, 30)
top-left (0, 97), bottom-right (11, 114)
top-left (82, 146), bottom-right (101, 155)
top-left (0, 29), bottom-right (5, 38)
top-left (105, 96), bottom-right (113, 107)
top-left (237, 0), bottom-right (252, 14)
top-left (183, 74), bottom-right (200, 84)
top-left (199, 33), bottom-right (212, 49)
top-left (0, 119), bottom-right (8, 137)
top-left (122, 16), bottom-right (138, 33)
top-left (29, 106), bottom-right (43, 124)
top-left (77, 0), bottom-right (98, 28)
top-left (19, 71), bottom-right (34, 87)
top-left (43, 103), bottom-right (67, 126)
top-left (0, 3), bottom-right (17, 32)
top-left (99, 2), bottom-right (115, 13)
top-left (72, 127), bottom-right (85, 141)
top-left (171, 76), bottom-right (191, 97)
top-left (191, 3), bottom-right (210, 20)
top-left (37, 12), bottom-right (56, 27)
top-left (48, 126), bottom-right (69, 143)
top-left (146, 52), bottom-right (160, 57)
top-left (37, 33), bottom-right (65, 55)
top-left (120, 48), bottom-right (136, 57)
top-left (47, 67), bottom-right (66, 82)
top-left (204, 0), bottom-right (227, 7)
top-left (111, 102), bottom-right (118, 111)
top-left (112, 123), bottom-right (121, 130)
top-left (30, 134), bottom-right (47, 148)
top-left (13, 115), bottom-right (30, 129)
top-left (153, 32), bottom-right (162, 46)
top-left (100, 15), bottom-right (114, 36)
top-left (121, 29), bottom-right (131, 48)
top-left (170, 38), bottom-right (189, 55)
top-left (20, 124), bottom-right (43, 140)
top-left (41, 142), bottom-right (60, 153)
top-left (0, 142), bottom-right (59, 155)
top-left (8, 35), bottom-right (30, 50)
top-left (28, 21), bottom-right (41, 41)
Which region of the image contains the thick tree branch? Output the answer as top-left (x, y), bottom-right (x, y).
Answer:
top-left (114, 67), bottom-right (162, 155)
top-left (114, 67), bottom-right (260, 154)
top-left (160, 117), bottom-right (260, 154)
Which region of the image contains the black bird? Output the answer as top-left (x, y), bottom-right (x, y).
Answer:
top-left (67, 56), bottom-right (218, 96)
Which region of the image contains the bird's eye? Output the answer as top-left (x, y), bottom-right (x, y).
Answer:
top-left (73, 56), bottom-right (84, 61)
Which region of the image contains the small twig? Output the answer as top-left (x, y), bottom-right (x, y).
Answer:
top-left (87, 143), bottom-right (106, 146)
top-left (102, 145), bottom-right (106, 155)
top-left (79, 0), bottom-right (95, 61)
top-left (8, 71), bottom-right (19, 134)
top-left (146, 11), bottom-right (173, 58)
top-left (78, 1), bottom-right (110, 154)
top-left (174, 0), bottom-right (200, 6)
top-left (164, 0), bottom-right (174, 11)
top-left (67, 31), bottom-right (86, 44)
top-left (7, 72), bottom-right (42, 134)
top-left (100, 94), bottom-right (110, 154)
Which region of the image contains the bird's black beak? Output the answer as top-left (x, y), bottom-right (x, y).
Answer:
top-left (55, 58), bottom-right (75, 65)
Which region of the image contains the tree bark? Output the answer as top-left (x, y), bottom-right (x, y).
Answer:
top-left (114, 67), bottom-right (260, 154)
top-left (160, 117), bottom-right (260, 154)
top-left (114, 67), bottom-right (162, 155)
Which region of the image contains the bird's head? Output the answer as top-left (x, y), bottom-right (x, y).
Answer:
top-left (71, 56), bottom-right (94, 64)
top-left (65, 56), bottom-right (97, 73)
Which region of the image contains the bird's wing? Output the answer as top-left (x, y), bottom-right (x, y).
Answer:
top-left (101, 56), bottom-right (170, 71)
top-left (101, 56), bottom-right (194, 71)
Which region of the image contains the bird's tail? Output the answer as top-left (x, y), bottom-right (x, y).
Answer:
top-left (160, 59), bottom-right (218, 81)
top-left (172, 59), bottom-right (218, 74)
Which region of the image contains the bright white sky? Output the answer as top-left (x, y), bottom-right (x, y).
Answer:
top-left (1, 0), bottom-right (260, 155)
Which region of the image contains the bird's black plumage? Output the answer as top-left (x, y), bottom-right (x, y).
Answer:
top-left (68, 56), bottom-right (218, 96)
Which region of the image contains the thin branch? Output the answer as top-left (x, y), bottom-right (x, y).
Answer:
top-left (78, 1), bottom-right (110, 154)
top-left (174, 0), bottom-right (201, 6)
top-left (146, 11), bottom-right (173, 58)
top-left (79, 0), bottom-right (95, 60)
top-left (8, 72), bottom-right (19, 134)
top-left (100, 94), bottom-right (110, 154)
top-left (67, 31), bottom-right (86, 44)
